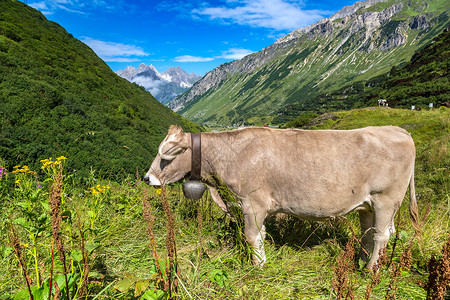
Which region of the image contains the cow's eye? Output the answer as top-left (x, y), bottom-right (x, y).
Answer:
top-left (160, 159), bottom-right (170, 170)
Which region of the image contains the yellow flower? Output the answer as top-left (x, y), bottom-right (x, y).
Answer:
top-left (89, 184), bottom-right (109, 196)
top-left (15, 179), bottom-right (20, 184)
top-left (56, 156), bottom-right (67, 161)
top-left (155, 188), bottom-right (162, 195)
top-left (90, 186), bottom-right (99, 195)
top-left (11, 165), bottom-right (35, 175)
top-left (41, 158), bottom-right (55, 169)
top-left (12, 165), bottom-right (20, 174)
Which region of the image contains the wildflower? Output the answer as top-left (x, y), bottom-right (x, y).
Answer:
top-left (15, 179), bottom-right (20, 185)
top-left (89, 184), bottom-right (110, 196)
top-left (41, 156), bottom-right (67, 170)
top-left (12, 165), bottom-right (36, 175)
top-left (0, 166), bottom-right (6, 180)
top-left (41, 158), bottom-right (55, 169)
top-left (41, 161), bottom-right (52, 169)
top-left (89, 187), bottom-right (97, 196)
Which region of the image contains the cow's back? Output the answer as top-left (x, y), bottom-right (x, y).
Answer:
top-left (206, 126), bottom-right (415, 219)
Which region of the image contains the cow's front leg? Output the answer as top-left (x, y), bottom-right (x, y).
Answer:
top-left (243, 211), bottom-right (267, 266)
top-left (359, 210), bottom-right (375, 263)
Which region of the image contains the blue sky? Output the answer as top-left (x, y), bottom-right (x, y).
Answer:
top-left (23, 0), bottom-right (357, 76)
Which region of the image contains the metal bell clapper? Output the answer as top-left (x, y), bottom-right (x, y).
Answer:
top-left (182, 180), bottom-right (206, 200)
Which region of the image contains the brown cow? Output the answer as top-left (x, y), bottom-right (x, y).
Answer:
top-left (144, 125), bottom-right (419, 269)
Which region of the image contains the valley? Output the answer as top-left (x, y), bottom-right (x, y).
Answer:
top-left (170, 0), bottom-right (449, 128)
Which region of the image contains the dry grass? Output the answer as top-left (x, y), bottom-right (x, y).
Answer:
top-left (425, 235), bottom-right (450, 299)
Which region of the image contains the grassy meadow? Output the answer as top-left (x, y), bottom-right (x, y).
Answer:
top-left (0, 107), bottom-right (449, 299)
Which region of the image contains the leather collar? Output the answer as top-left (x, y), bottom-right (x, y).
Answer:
top-left (190, 133), bottom-right (202, 180)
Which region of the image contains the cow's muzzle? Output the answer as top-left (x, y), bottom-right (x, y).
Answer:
top-left (144, 173), bottom-right (162, 187)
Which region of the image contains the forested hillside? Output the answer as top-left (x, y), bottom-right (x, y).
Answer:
top-left (0, 0), bottom-right (200, 178)
top-left (275, 28), bottom-right (449, 124)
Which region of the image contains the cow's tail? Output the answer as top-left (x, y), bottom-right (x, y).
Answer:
top-left (409, 169), bottom-right (420, 234)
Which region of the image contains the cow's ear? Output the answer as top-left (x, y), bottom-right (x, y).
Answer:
top-left (158, 126), bottom-right (188, 161)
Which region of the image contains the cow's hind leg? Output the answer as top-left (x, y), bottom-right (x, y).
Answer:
top-left (359, 210), bottom-right (374, 263)
top-left (366, 194), bottom-right (401, 269)
top-left (243, 211), bottom-right (267, 266)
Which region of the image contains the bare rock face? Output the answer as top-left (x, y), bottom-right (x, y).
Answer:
top-left (381, 28), bottom-right (406, 50)
top-left (410, 15), bottom-right (430, 30)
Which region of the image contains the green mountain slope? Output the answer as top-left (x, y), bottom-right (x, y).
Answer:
top-left (171, 0), bottom-right (449, 127)
top-left (0, 0), bottom-right (201, 178)
top-left (276, 27), bottom-right (449, 124)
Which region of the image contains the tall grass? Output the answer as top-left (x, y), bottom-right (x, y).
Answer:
top-left (0, 108), bottom-right (449, 299)
top-left (0, 160), bottom-right (448, 299)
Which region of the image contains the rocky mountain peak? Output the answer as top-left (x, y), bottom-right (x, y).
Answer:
top-left (116, 64), bottom-right (201, 104)
top-left (115, 65), bottom-right (137, 80)
top-left (137, 63), bottom-right (157, 74)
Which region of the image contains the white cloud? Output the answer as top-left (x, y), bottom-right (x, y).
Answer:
top-left (104, 57), bottom-right (142, 63)
top-left (220, 48), bottom-right (254, 59)
top-left (173, 55), bottom-right (214, 63)
top-left (131, 77), bottom-right (164, 96)
top-left (29, 2), bottom-right (55, 15)
top-left (81, 37), bottom-right (149, 62)
top-left (28, 0), bottom-right (122, 15)
top-left (173, 48), bottom-right (254, 64)
top-left (29, 0), bottom-right (84, 14)
top-left (193, 0), bottom-right (329, 31)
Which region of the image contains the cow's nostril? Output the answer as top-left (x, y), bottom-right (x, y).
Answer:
top-left (144, 175), bottom-right (150, 185)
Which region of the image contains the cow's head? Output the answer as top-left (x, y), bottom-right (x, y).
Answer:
top-left (144, 125), bottom-right (192, 187)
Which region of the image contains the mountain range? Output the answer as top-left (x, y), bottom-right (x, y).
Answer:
top-left (116, 64), bottom-right (202, 105)
top-left (277, 27), bottom-right (449, 126)
top-left (170, 0), bottom-right (450, 127)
